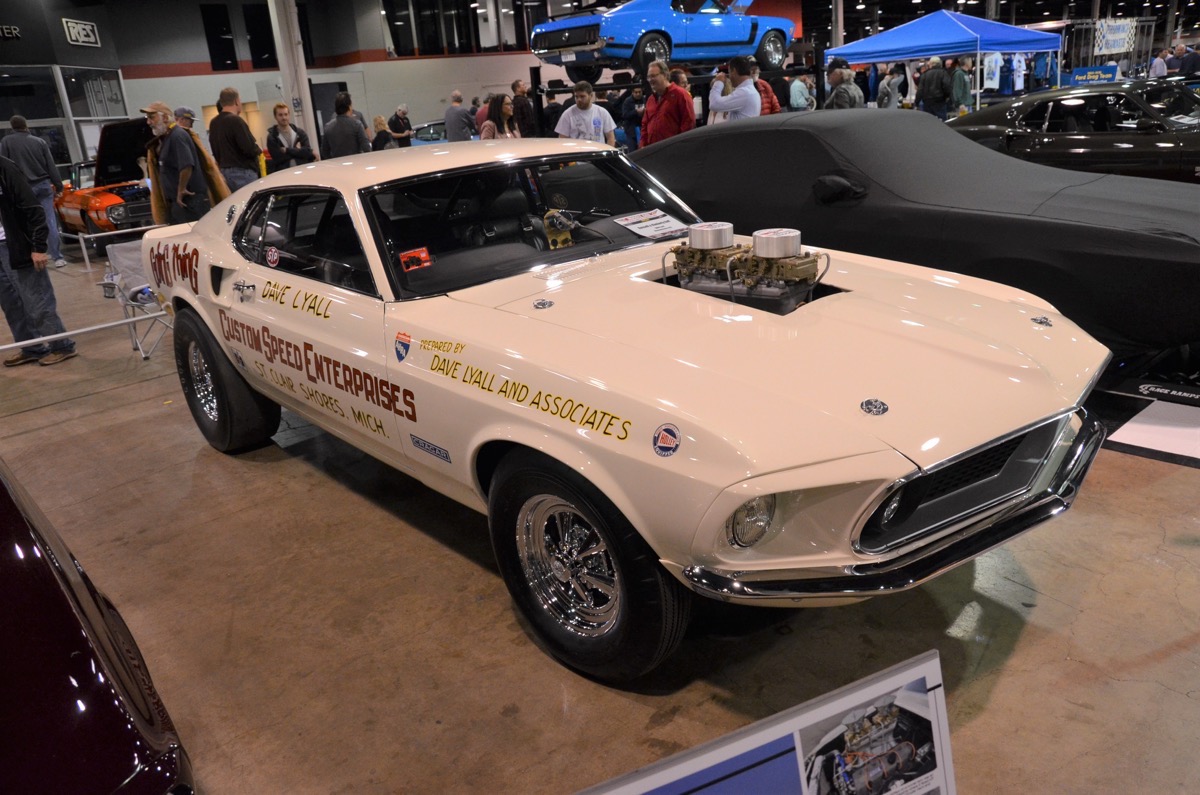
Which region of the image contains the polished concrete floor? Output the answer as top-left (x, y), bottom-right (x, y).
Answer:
top-left (3, 255), bottom-right (1199, 794)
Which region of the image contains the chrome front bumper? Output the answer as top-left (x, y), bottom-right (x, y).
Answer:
top-left (682, 412), bottom-right (1106, 606)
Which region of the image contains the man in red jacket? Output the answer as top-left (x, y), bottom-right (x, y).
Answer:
top-left (640, 60), bottom-right (695, 148)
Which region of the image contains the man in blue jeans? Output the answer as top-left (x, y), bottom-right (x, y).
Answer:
top-left (0, 155), bottom-right (76, 367)
top-left (208, 87), bottom-right (262, 193)
top-left (0, 116), bottom-right (67, 268)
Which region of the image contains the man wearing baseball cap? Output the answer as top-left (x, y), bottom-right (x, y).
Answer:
top-left (141, 101), bottom-right (227, 225)
top-left (173, 107), bottom-right (197, 130)
top-left (824, 57), bottom-right (864, 109)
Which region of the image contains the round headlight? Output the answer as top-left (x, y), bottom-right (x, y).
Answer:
top-left (107, 204), bottom-right (128, 222)
top-left (725, 494), bottom-right (776, 548)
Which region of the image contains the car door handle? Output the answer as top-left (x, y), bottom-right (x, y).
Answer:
top-left (232, 280), bottom-right (256, 302)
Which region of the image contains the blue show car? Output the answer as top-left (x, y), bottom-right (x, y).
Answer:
top-left (531, 0), bottom-right (794, 83)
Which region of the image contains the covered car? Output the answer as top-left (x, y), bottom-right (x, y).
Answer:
top-left (947, 78), bottom-right (1200, 183)
top-left (630, 109), bottom-right (1200, 362)
top-left (531, 0), bottom-right (793, 83)
top-left (0, 459), bottom-right (193, 793)
top-left (55, 118), bottom-right (156, 250)
top-left (145, 139), bottom-right (1106, 681)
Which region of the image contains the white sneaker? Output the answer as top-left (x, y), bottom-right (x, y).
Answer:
top-left (53, 259), bottom-right (68, 268)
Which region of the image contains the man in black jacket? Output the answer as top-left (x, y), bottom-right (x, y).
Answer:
top-left (0, 156), bottom-right (76, 366)
top-left (915, 56), bottom-right (953, 120)
top-left (209, 87), bottom-right (262, 191)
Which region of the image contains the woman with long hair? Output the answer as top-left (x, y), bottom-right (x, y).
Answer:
top-left (371, 115), bottom-right (395, 151)
top-left (479, 94), bottom-right (519, 139)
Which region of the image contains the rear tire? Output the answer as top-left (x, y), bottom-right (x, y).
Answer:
top-left (565, 64), bottom-right (604, 84)
top-left (488, 450), bottom-right (690, 681)
top-left (173, 309), bottom-right (280, 453)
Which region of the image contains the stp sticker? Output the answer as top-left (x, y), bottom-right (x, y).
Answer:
top-left (400, 247), bottom-right (432, 272)
top-left (265, 246), bottom-right (280, 267)
top-left (652, 424), bottom-right (681, 457)
top-left (395, 331), bottom-right (411, 363)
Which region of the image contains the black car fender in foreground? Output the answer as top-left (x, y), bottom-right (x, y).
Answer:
top-left (0, 459), bottom-right (193, 794)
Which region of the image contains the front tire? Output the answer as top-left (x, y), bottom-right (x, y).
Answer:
top-left (173, 309), bottom-right (280, 453)
top-left (488, 450), bottom-right (691, 681)
top-left (632, 33), bottom-right (670, 75)
top-left (755, 30), bottom-right (787, 70)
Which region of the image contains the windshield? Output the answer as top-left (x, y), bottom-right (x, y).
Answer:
top-left (1144, 85), bottom-right (1200, 127)
top-left (363, 153), bottom-right (698, 298)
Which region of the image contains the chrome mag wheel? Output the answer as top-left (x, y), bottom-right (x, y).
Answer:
top-left (515, 494), bottom-right (620, 637)
top-left (186, 340), bottom-right (219, 423)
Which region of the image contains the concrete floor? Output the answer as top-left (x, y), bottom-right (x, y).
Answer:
top-left (3, 256), bottom-right (1199, 794)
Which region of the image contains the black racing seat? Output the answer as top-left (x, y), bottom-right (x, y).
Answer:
top-left (460, 188), bottom-right (545, 250)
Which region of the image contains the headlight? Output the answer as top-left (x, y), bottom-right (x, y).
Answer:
top-left (725, 494), bottom-right (776, 548)
top-left (107, 204), bottom-right (128, 222)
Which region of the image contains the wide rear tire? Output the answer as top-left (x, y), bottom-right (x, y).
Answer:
top-left (488, 450), bottom-right (690, 681)
top-left (565, 64), bottom-right (604, 84)
top-left (173, 309), bottom-right (280, 453)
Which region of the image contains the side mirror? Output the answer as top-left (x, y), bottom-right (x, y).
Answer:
top-left (1135, 117), bottom-right (1167, 134)
top-left (812, 174), bottom-right (868, 205)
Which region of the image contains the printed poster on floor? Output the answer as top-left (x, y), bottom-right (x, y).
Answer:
top-left (581, 650), bottom-right (955, 794)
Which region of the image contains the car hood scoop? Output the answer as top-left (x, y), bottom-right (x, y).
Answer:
top-left (451, 245), bottom-right (1106, 469)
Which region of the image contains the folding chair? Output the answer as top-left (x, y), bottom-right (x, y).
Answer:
top-left (99, 239), bottom-right (172, 359)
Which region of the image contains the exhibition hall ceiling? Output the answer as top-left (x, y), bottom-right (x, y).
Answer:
top-left (802, 0), bottom-right (1198, 47)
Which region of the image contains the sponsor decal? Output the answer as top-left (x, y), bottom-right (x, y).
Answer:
top-left (395, 331), bottom-right (411, 363)
top-left (652, 424), bottom-right (681, 457)
top-left (418, 338), bottom-right (466, 354)
top-left (217, 309), bottom-right (417, 422)
top-left (260, 279), bottom-right (331, 318)
top-left (423, 352), bottom-right (632, 440)
top-left (1134, 382), bottom-right (1200, 405)
top-left (147, 241), bottom-right (200, 294)
top-left (231, 349), bottom-right (246, 370)
top-left (860, 399), bottom-right (889, 416)
top-left (411, 435), bottom-right (452, 463)
top-left (400, 247), bottom-right (432, 272)
top-left (265, 246), bottom-right (280, 267)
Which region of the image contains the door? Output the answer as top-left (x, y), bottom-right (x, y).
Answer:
top-left (674, 0), bottom-right (751, 59)
top-left (226, 187), bottom-right (413, 462)
top-left (1007, 93), bottom-right (1181, 179)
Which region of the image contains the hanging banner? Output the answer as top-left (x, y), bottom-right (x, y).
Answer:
top-left (1095, 18), bottom-right (1136, 56)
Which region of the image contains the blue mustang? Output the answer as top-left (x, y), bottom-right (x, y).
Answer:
top-left (531, 0), bottom-right (794, 83)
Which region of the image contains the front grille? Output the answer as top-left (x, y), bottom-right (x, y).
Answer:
top-left (532, 25), bottom-right (600, 51)
top-left (923, 435), bottom-right (1023, 502)
top-left (858, 417), bottom-right (1067, 553)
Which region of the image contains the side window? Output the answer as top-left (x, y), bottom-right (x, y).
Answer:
top-left (234, 190), bottom-right (377, 296)
top-left (1017, 102), bottom-right (1048, 131)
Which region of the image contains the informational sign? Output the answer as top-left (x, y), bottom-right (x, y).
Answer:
top-left (62, 18), bottom-right (100, 47)
top-left (582, 651), bottom-right (956, 795)
top-left (1070, 65), bottom-right (1119, 85)
top-left (1094, 18), bottom-right (1136, 56)
top-left (612, 209), bottom-right (688, 240)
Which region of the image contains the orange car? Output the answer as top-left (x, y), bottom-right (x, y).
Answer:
top-left (56, 119), bottom-right (155, 252)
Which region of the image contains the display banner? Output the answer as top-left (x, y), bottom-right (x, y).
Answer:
top-left (1095, 18), bottom-right (1137, 56)
top-left (581, 651), bottom-right (956, 795)
top-left (1070, 65), bottom-right (1119, 85)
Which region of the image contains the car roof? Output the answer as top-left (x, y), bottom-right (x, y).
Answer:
top-left (266, 138), bottom-right (614, 193)
top-left (630, 109), bottom-right (1200, 237)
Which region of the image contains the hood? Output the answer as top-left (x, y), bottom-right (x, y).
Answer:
top-left (95, 119), bottom-right (153, 186)
top-left (451, 242), bottom-right (1107, 471)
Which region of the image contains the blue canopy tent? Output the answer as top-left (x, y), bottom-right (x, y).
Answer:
top-left (826, 11), bottom-right (1062, 107)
